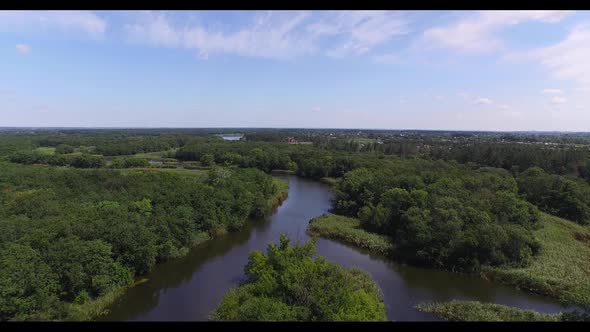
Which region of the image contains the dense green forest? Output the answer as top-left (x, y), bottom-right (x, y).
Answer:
top-left (332, 161), bottom-right (542, 271)
top-left (211, 235), bottom-right (387, 321)
top-left (1, 128), bottom-right (590, 320)
top-left (0, 161), bottom-right (286, 320)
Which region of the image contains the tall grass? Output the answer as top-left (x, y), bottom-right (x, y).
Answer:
top-left (483, 213), bottom-right (590, 309)
top-left (307, 214), bottom-right (393, 256)
top-left (416, 300), bottom-right (561, 321)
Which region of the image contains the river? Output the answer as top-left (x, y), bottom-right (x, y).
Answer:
top-left (103, 175), bottom-right (574, 321)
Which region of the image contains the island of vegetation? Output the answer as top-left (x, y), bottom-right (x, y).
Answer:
top-left (210, 235), bottom-right (387, 321)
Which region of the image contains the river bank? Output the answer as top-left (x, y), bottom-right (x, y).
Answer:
top-left (67, 177), bottom-right (290, 321)
top-left (100, 175), bottom-right (572, 321)
top-left (307, 212), bottom-right (590, 311)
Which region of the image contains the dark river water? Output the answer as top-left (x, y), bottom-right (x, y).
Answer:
top-left (103, 175), bottom-right (574, 321)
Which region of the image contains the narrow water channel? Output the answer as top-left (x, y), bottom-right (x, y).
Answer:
top-left (103, 175), bottom-right (574, 321)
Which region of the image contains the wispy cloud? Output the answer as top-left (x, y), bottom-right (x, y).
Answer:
top-left (198, 49), bottom-right (208, 60)
top-left (311, 106), bottom-right (321, 112)
top-left (551, 96), bottom-right (567, 104)
top-left (125, 11), bottom-right (316, 59)
top-left (124, 11), bottom-right (409, 60)
top-left (423, 11), bottom-right (572, 54)
top-left (308, 11), bottom-right (409, 57)
top-left (473, 97), bottom-right (494, 105)
top-left (542, 88), bottom-right (564, 95)
top-left (532, 23), bottom-right (590, 90)
top-left (15, 44), bottom-right (31, 54)
top-left (0, 10), bottom-right (106, 37)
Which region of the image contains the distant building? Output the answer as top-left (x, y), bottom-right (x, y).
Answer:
top-left (287, 136), bottom-right (297, 144)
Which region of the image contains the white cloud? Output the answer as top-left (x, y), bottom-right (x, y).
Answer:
top-left (0, 10), bottom-right (106, 37)
top-left (423, 11), bottom-right (572, 53)
top-left (551, 96), bottom-right (567, 104)
top-left (542, 88), bottom-right (563, 95)
top-left (311, 106), bottom-right (321, 112)
top-left (532, 23), bottom-right (590, 90)
top-left (309, 11), bottom-right (409, 57)
top-left (457, 91), bottom-right (470, 100)
top-left (499, 104), bottom-right (510, 110)
top-left (125, 11), bottom-right (315, 59)
top-left (15, 44), bottom-right (31, 54)
top-left (474, 98), bottom-right (494, 105)
top-left (124, 11), bottom-right (409, 60)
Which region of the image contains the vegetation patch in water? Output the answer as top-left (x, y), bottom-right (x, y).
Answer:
top-left (210, 235), bottom-right (387, 321)
top-left (307, 214), bottom-right (393, 256)
top-left (416, 300), bottom-right (561, 321)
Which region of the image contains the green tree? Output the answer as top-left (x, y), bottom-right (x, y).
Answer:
top-left (211, 235), bottom-right (387, 321)
top-left (0, 244), bottom-right (61, 321)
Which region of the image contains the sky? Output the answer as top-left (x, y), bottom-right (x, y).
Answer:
top-left (1, 10), bottom-right (590, 131)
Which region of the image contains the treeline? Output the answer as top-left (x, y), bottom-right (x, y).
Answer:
top-left (0, 162), bottom-right (283, 320)
top-left (37, 135), bottom-right (184, 156)
top-left (8, 150), bottom-right (105, 168)
top-left (431, 142), bottom-right (590, 180)
top-left (333, 159), bottom-right (542, 272)
top-left (176, 140), bottom-right (298, 173)
top-left (517, 167), bottom-right (590, 225)
top-left (176, 140), bottom-right (590, 226)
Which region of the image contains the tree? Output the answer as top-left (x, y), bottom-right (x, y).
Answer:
top-left (0, 244), bottom-right (62, 321)
top-left (200, 154), bottom-right (215, 167)
top-left (211, 235), bottom-right (387, 321)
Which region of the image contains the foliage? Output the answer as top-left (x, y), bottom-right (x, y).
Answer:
top-left (211, 235), bottom-right (387, 321)
top-left (416, 300), bottom-right (560, 321)
top-left (482, 213), bottom-right (590, 309)
top-left (333, 162), bottom-right (541, 272)
top-left (110, 157), bottom-right (150, 168)
top-left (307, 214), bottom-right (393, 256)
top-left (517, 167), bottom-right (590, 225)
top-left (0, 161), bottom-right (285, 320)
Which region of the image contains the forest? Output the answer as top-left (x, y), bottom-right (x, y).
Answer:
top-left (0, 159), bottom-right (286, 320)
top-left (1, 128), bottom-right (590, 320)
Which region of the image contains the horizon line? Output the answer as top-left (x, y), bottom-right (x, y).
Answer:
top-left (0, 126), bottom-right (589, 134)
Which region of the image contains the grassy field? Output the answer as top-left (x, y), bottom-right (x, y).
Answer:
top-left (416, 300), bottom-right (561, 321)
top-left (133, 149), bottom-right (176, 160)
top-left (307, 214), bottom-right (393, 256)
top-left (34, 147), bottom-right (56, 155)
top-left (122, 167), bottom-right (210, 178)
top-left (482, 213), bottom-right (590, 309)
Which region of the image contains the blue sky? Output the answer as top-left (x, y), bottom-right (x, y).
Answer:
top-left (1, 10), bottom-right (590, 131)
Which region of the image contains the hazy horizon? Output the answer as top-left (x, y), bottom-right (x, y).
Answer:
top-left (2, 10), bottom-right (589, 131)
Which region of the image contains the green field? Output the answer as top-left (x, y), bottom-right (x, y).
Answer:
top-left (416, 300), bottom-right (561, 321)
top-left (122, 167), bottom-right (210, 179)
top-left (34, 147), bottom-right (55, 155)
top-left (307, 214), bottom-right (393, 256)
top-left (482, 213), bottom-right (590, 308)
top-left (133, 149), bottom-right (176, 160)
